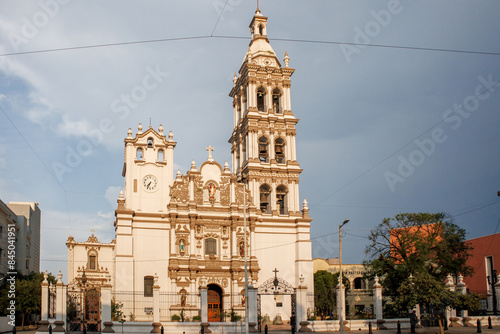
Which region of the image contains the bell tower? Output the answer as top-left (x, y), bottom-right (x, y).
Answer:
top-left (229, 8), bottom-right (302, 217)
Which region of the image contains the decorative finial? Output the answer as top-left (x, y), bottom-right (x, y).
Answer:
top-left (233, 73), bottom-right (238, 86)
top-left (158, 124), bottom-right (164, 135)
top-left (284, 51), bottom-right (290, 68)
top-left (191, 160), bottom-right (197, 171)
top-left (58, 270), bottom-right (63, 282)
top-left (43, 270), bottom-right (48, 283)
top-left (127, 128), bottom-right (133, 138)
top-left (206, 145), bottom-right (214, 161)
top-left (168, 131), bottom-right (174, 142)
top-left (256, 0), bottom-right (260, 13)
top-left (117, 189), bottom-right (125, 208)
top-left (302, 198), bottom-right (309, 211)
top-left (138, 123), bottom-right (143, 134)
top-left (176, 169), bottom-right (181, 179)
top-left (224, 161), bottom-right (230, 172)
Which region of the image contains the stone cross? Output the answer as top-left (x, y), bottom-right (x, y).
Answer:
top-left (206, 145), bottom-right (214, 161)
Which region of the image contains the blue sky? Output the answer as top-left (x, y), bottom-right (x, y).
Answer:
top-left (0, 0), bottom-right (499, 278)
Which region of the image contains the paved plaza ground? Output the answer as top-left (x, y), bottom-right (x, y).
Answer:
top-left (10, 325), bottom-right (500, 334)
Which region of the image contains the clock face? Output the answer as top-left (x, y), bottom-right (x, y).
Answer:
top-left (142, 175), bottom-right (158, 191)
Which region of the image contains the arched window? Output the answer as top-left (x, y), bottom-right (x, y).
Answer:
top-left (205, 238), bottom-right (217, 255)
top-left (259, 184), bottom-right (271, 214)
top-left (137, 148), bottom-right (143, 161)
top-left (144, 276), bottom-right (154, 297)
top-left (275, 138), bottom-right (285, 163)
top-left (158, 149), bottom-right (164, 162)
top-left (276, 185), bottom-right (288, 215)
top-left (147, 137), bottom-right (154, 148)
top-left (258, 136), bottom-right (269, 163)
top-left (259, 24), bottom-right (264, 36)
top-left (242, 138), bottom-right (247, 162)
top-left (257, 87), bottom-right (266, 112)
top-left (272, 88), bottom-right (281, 114)
top-left (88, 251), bottom-right (97, 271)
top-left (354, 277), bottom-right (366, 290)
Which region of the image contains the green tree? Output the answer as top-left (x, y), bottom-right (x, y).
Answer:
top-left (0, 272), bottom-right (56, 326)
top-left (314, 270), bottom-right (350, 319)
top-left (364, 213), bottom-right (478, 314)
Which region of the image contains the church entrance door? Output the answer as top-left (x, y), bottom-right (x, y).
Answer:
top-left (207, 284), bottom-right (223, 322)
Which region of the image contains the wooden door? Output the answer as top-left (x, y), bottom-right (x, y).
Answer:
top-left (208, 289), bottom-right (222, 322)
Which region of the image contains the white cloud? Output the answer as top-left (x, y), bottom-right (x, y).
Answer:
top-left (104, 186), bottom-right (121, 208)
top-left (97, 211), bottom-right (114, 220)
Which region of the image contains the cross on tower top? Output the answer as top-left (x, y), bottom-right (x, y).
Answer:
top-left (206, 145), bottom-right (214, 161)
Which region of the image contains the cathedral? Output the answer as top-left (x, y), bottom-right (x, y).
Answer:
top-left (67, 8), bottom-right (314, 327)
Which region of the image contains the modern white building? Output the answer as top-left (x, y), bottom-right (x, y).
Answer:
top-left (66, 8), bottom-right (314, 329)
top-left (0, 199), bottom-right (41, 277)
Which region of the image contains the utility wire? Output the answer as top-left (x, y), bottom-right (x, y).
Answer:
top-left (211, 0), bottom-right (229, 37)
top-left (1, 35), bottom-right (499, 58)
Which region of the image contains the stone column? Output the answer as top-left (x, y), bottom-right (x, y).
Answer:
top-left (296, 276), bottom-right (311, 332)
top-left (373, 276), bottom-right (383, 320)
top-left (53, 272), bottom-right (65, 332)
top-left (456, 275), bottom-right (468, 319)
top-left (39, 271), bottom-right (50, 332)
top-left (445, 274), bottom-right (458, 327)
top-left (102, 274), bottom-right (114, 333)
top-left (248, 285), bottom-right (258, 332)
top-left (200, 286), bottom-right (211, 333)
top-left (336, 282), bottom-right (346, 329)
top-left (373, 276), bottom-right (386, 330)
top-left (151, 274), bottom-right (161, 333)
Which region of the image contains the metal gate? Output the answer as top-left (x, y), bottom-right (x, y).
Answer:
top-left (67, 283), bottom-right (101, 332)
top-left (257, 270), bottom-right (296, 332)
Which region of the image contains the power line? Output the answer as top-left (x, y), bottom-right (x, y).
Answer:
top-left (1, 35), bottom-right (499, 58)
top-left (211, 0), bottom-right (229, 37)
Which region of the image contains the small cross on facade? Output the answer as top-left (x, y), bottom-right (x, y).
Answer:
top-left (206, 145), bottom-right (214, 161)
top-left (273, 268), bottom-right (279, 277)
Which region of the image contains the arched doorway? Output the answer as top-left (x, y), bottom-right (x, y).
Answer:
top-left (207, 284), bottom-right (223, 322)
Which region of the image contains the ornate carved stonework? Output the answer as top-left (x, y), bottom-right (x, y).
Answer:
top-left (170, 177), bottom-right (189, 204)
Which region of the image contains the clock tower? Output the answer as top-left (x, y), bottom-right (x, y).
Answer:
top-left (122, 123), bottom-right (176, 212)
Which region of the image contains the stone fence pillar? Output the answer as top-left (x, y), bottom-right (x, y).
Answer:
top-left (445, 274), bottom-right (458, 326)
top-left (296, 277), bottom-right (311, 332)
top-left (39, 271), bottom-right (50, 332)
top-left (247, 285), bottom-right (258, 332)
top-left (373, 276), bottom-right (383, 320)
top-left (336, 282), bottom-right (346, 329)
top-left (200, 286), bottom-right (211, 333)
top-left (151, 274), bottom-right (161, 333)
top-left (101, 274), bottom-right (114, 333)
top-left (53, 271), bottom-right (66, 332)
top-left (456, 275), bottom-right (468, 318)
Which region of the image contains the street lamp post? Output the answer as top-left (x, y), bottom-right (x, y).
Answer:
top-left (487, 270), bottom-right (498, 315)
top-left (339, 219), bottom-right (349, 334)
top-left (81, 269), bottom-right (87, 334)
top-left (238, 172), bottom-right (249, 334)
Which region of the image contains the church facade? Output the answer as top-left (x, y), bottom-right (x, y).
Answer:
top-left (67, 8), bottom-right (313, 326)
